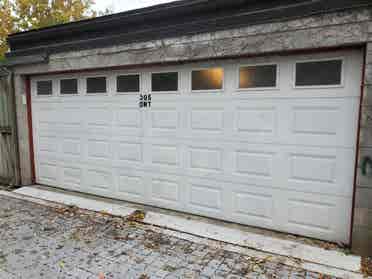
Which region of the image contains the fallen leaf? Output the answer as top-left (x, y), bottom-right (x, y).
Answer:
top-left (361, 257), bottom-right (372, 277)
top-left (127, 210), bottom-right (146, 222)
top-left (99, 210), bottom-right (112, 217)
top-left (59, 261), bottom-right (65, 268)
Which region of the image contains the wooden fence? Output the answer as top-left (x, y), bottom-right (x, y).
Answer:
top-left (0, 69), bottom-right (19, 185)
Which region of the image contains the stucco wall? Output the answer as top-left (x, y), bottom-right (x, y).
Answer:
top-left (352, 41), bottom-right (372, 256)
top-left (12, 9), bottom-right (372, 75)
top-left (11, 8), bottom-right (372, 255)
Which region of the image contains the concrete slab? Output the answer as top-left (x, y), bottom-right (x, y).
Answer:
top-left (144, 211), bottom-right (361, 272)
top-left (148, 226), bottom-right (364, 279)
top-left (13, 186), bottom-right (136, 217)
top-left (4, 186), bottom-right (363, 277)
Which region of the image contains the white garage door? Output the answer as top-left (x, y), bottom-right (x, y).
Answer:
top-left (31, 49), bottom-right (363, 243)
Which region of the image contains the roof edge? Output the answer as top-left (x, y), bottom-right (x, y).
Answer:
top-left (6, 0), bottom-right (372, 59)
top-left (7, 0), bottom-right (235, 39)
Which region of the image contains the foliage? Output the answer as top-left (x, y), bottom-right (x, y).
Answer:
top-left (0, 0), bottom-right (14, 60)
top-left (14, 0), bottom-right (96, 31)
top-left (0, 0), bottom-right (111, 60)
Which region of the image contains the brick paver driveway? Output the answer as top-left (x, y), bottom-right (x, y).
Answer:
top-left (0, 194), bottom-right (337, 279)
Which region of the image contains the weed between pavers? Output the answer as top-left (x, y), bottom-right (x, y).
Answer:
top-left (162, 264), bottom-right (178, 272)
top-left (0, 251), bottom-right (7, 266)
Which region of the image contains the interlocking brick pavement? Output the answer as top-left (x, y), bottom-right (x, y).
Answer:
top-left (0, 195), bottom-right (338, 279)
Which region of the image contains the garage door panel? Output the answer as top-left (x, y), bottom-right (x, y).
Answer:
top-left (38, 162), bottom-right (58, 180)
top-left (58, 106), bottom-right (84, 132)
top-left (232, 103), bottom-right (278, 142)
top-left (185, 178), bottom-right (225, 217)
top-left (285, 99), bottom-right (359, 147)
top-left (61, 137), bottom-right (82, 157)
top-left (116, 170), bottom-right (146, 202)
top-left (150, 144), bottom-right (180, 168)
top-left (34, 104), bottom-right (60, 121)
top-left (85, 168), bottom-right (114, 192)
top-left (289, 153), bottom-right (336, 183)
top-left (87, 137), bottom-right (112, 161)
top-left (60, 106), bottom-right (84, 127)
top-left (115, 141), bottom-right (143, 163)
top-left (85, 127), bottom-right (112, 137)
top-left (231, 189), bottom-right (275, 227)
top-left (148, 106), bottom-right (181, 137)
top-left (291, 106), bottom-right (339, 136)
top-left (287, 199), bottom-right (333, 231)
top-left (60, 125), bottom-right (84, 137)
top-left (186, 105), bottom-right (226, 137)
top-left (61, 166), bottom-right (83, 191)
top-left (115, 107), bottom-right (143, 136)
top-left (38, 135), bottom-right (59, 153)
top-left (37, 158), bottom-right (59, 186)
top-left (32, 49), bottom-right (363, 243)
top-left (218, 181), bottom-right (281, 230)
top-left (85, 106), bottom-right (113, 128)
top-left (285, 147), bottom-right (355, 196)
top-left (232, 149), bottom-right (276, 177)
top-left (36, 120), bottom-right (59, 134)
top-left (190, 148), bottom-right (222, 172)
top-left (188, 146), bottom-right (223, 173)
top-left (283, 192), bottom-right (352, 243)
top-left (150, 175), bottom-right (183, 209)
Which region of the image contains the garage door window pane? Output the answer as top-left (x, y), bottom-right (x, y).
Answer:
top-left (60, 79), bottom-right (78, 95)
top-left (192, 68), bottom-right (223, 91)
top-left (37, 80), bottom-right (53, 95)
top-left (152, 72), bottom-right (178, 92)
top-left (239, 65), bottom-right (277, 88)
top-left (86, 77), bottom-right (107, 93)
top-left (295, 60), bottom-right (342, 86)
top-left (117, 74), bottom-right (140, 92)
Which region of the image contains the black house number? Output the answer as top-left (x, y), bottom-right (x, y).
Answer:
top-left (139, 94), bottom-right (152, 108)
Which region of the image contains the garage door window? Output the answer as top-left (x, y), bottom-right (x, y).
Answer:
top-left (192, 68), bottom-right (224, 91)
top-left (295, 59), bottom-right (343, 87)
top-left (60, 79), bottom-right (78, 95)
top-left (239, 65), bottom-right (277, 89)
top-left (37, 80), bottom-right (53, 96)
top-left (117, 74), bottom-right (140, 93)
top-left (86, 77), bottom-right (107, 94)
top-left (151, 72), bottom-right (178, 92)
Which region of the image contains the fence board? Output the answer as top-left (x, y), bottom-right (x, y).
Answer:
top-left (0, 70), bottom-right (19, 185)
